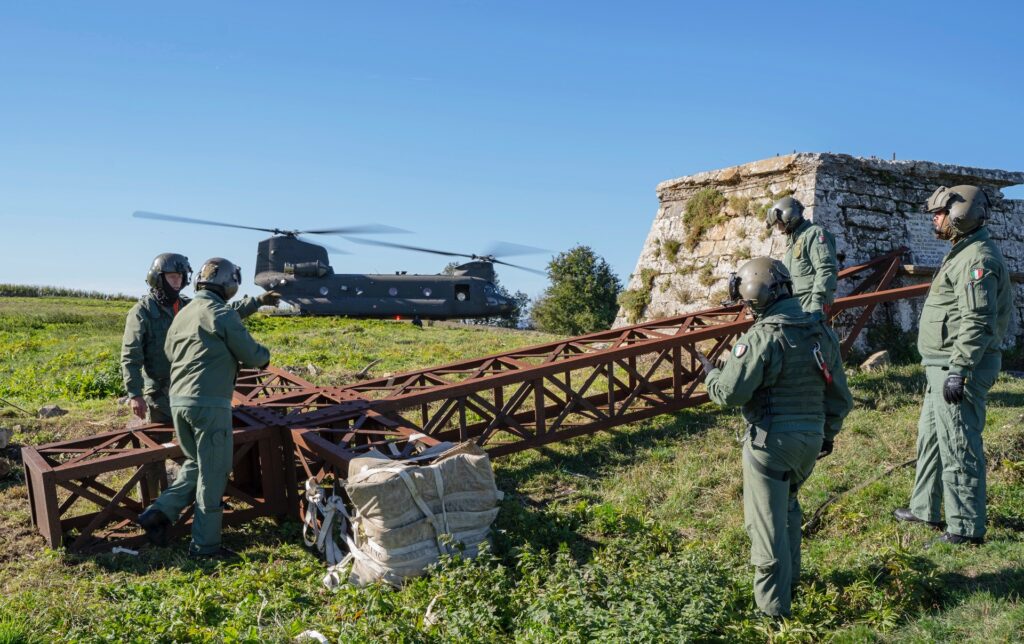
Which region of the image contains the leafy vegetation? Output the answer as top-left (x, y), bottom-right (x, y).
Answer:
top-left (0, 284), bottom-right (134, 300)
top-left (683, 188), bottom-right (727, 250)
top-left (662, 238), bottom-right (682, 263)
top-left (698, 262), bottom-right (717, 287)
top-left (728, 195), bottom-right (752, 217)
top-left (531, 246), bottom-right (622, 335)
top-left (617, 268), bottom-right (659, 324)
top-left (2, 297), bottom-right (1024, 641)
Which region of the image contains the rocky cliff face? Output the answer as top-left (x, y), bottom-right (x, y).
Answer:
top-left (615, 153), bottom-right (1024, 350)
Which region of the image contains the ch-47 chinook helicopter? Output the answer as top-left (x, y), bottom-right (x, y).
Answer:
top-left (133, 211), bottom-right (545, 322)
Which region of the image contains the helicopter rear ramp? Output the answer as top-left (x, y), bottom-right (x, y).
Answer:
top-left (23, 249), bottom-right (926, 551)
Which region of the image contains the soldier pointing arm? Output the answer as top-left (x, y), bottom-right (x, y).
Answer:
top-left (137, 258), bottom-right (271, 558)
top-left (120, 253), bottom-right (279, 424)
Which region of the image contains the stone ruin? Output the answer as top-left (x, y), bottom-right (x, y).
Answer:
top-left (615, 152), bottom-right (1024, 351)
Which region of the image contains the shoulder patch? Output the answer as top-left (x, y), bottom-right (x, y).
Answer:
top-left (733, 343), bottom-right (748, 358)
top-left (971, 268), bottom-right (984, 280)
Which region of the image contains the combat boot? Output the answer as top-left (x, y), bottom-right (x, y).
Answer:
top-left (137, 507), bottom-right (171, 547)
top-left (892, 508), bottom-right (943, 529)
top-left (938, 532), bottom-right (983, 546)
top-left (189, 545), bottom-right (239, 561)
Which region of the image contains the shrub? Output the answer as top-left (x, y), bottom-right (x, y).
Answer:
top-left (727, 195), bottom-right (751, 216)
top-left (616, 269), bottom-right (659, 325)
top-left (683, 188), bottom-right (727, 250)
top-left (662, 239), bottom-right (682, 264)
top-left (0, 284), bottom-right (134, 300)
top-left (698, 263), bottom-right (716, 287)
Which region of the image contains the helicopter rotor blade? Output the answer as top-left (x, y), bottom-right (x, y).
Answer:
top-left (491, 258), bottom-right (547, 276)
top-left (342, 237), bottom-right (475, 259)
top-left (302, 224), bottom-right (410, 235)
top-left (482, 241), bottom-right (551, 258)
top-left (133, 211), bottom-right (284, 235)
top-left (295, 235), bottom-right (351, 255)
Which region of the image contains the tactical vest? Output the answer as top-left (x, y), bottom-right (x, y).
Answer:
top-left (743, 314), bottom-right (831, 436)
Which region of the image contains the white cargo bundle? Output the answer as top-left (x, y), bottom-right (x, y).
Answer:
top-left (302, 441), bottom-right (503, 589)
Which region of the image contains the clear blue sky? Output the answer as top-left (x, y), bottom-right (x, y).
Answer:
top-left (2, 1), bottom-right (1022, 300)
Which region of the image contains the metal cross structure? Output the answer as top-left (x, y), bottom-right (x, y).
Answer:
top-left (23, 248), bottom-right (929, 552)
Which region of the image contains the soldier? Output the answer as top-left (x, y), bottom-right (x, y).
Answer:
top-left (121, 252), bottom-right (278, 424)
top-left (765, 196), bottom-right (838, 315)
top-left (696, 257), bottom-right (853, 618)
top-left (137, 258), bottom-right (272, 558)
top-left (893, 185), bottom-right (1012, 545)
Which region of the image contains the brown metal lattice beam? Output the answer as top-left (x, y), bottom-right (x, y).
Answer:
top-left (23, 249), bottom-right (929, 551)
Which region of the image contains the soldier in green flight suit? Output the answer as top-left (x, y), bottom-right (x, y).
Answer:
top-left (121, 252), bottom-right (278, 424)
top-left (137, 258), bottom-right (272, 558)
top-left (696, 257), bottom-right (853, 617)
top-left (893, 185), bottom-right (1012, 545)
top-left (765, 197), bottom-right (838, 314)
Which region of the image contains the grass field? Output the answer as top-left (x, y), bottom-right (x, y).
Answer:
top-left (1, 295), bottom-right (1023, 642)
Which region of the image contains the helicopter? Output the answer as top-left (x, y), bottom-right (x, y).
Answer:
top-left (132, 211), bottom-right (545, 322)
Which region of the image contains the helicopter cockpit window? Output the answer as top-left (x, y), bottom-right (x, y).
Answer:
top-left (455, 284), bottom-right (470, 302)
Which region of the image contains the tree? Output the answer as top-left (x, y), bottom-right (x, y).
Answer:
top-left (530, 245), bottom-right (622, 335)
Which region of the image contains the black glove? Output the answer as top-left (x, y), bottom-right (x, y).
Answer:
top-left (695, 351), bottom-right (715, 379)
top-left (817, 439), bottom-right (834, 460)
top-left (942, 374), bottom-right (965, 404)
top-left (258, 291), bottom-right (282, 306)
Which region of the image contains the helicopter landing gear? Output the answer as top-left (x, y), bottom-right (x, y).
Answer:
top-left (412, 315), bottom-right (423, 328)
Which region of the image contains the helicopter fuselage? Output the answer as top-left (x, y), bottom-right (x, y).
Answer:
top-left (253, 236), bottom-right (514, 319)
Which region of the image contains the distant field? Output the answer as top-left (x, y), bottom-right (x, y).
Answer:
top-left (1, 295), bottom-right (1023, 642)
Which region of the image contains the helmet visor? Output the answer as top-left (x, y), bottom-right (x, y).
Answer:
top-left (924, 186), bottom-right (952, 213)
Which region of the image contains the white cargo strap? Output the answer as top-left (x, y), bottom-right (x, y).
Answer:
top-left (302, 478), bottom-right (349, 566)
top-left (307, 470), bottom-right (422, 591)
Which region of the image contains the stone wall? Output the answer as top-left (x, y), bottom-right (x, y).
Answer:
top-left (615, 153), bottom-right (1024, 351)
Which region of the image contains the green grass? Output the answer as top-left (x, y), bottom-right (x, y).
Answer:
top-left (1, 296), bottom-right (1024, 641)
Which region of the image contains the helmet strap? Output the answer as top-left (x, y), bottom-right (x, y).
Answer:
top-left (933, 214), bottom-right (955, 241)
top-left (152, 274), bottom-right (182, 307)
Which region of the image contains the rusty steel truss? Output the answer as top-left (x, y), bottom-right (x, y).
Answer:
top-left (23, 248), bottom-right (929, 551)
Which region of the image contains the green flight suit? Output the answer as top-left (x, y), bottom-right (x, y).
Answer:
top-left (783, 220), bottom-right (838, 313)
top-left (121, 293), bottom-right (260, 422)
top-left (908, 225), bottom-right (1012, 539)
top-left (147, 289), bottom-right (270, 555)
top-left (706, 297), bottom-right (853, 616)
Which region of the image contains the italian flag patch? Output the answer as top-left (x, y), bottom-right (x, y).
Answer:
top-left (972, 268), bottom-right (984, 280)
top-left (733, 344), bottom-right (748, 358)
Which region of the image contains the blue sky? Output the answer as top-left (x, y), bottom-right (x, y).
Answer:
top-left (1, 1), bottom-right (1022, 300)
